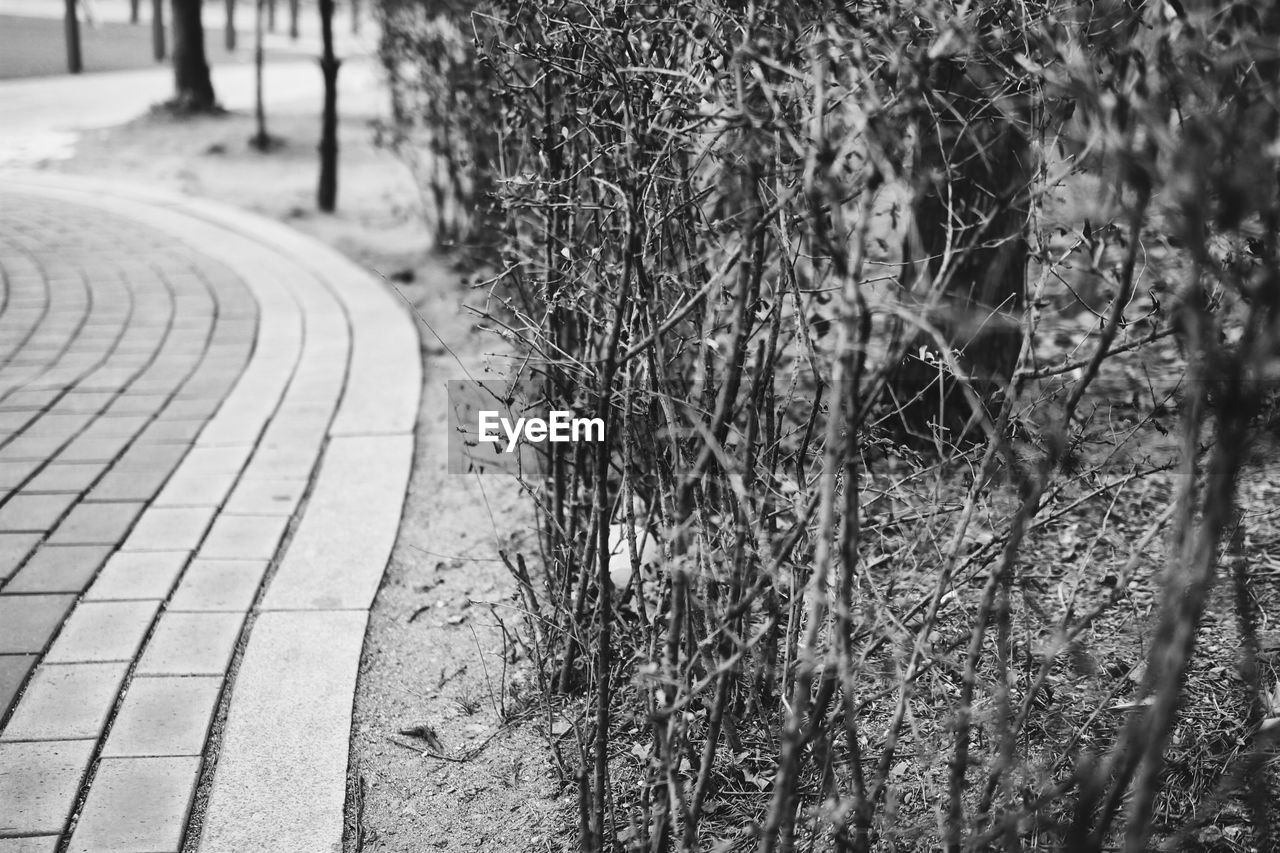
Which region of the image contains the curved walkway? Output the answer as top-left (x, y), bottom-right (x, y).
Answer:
top-left (0, 174), bottom-right (419, 852)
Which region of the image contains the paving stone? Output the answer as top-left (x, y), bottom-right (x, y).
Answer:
top-left (0, 534), bottom-right (40, 582)
top-left (196, 611), bottom-right (366, 853)
top-left (4, 545), bottom-right (112, 593)
top-left (22, 374), bottom-right (77, 393)
top-left (0, 662), bottom-right (128, 741)
top-left (83, 459), bottom-right (181, 503)
top-left (136, 612), bottom-right (243, 676)
top-left (102, 394), bottom-right (167, 417)
top-left (281, 375), bottom-right (344, 407)
top-left (173, 446), bottom-right (252, 477)
top-left (0, 390), bottom-right (61, 414)
top-left (113, 442), bottom-right (189, 473)
top-left (0, 595), bottom-right (75, 654)
top-left (54, 391), bottom-right (114, 415)
top-left (101, 676), bottom-right (221, 757)
top-left (22, 413), bottom-right (91, 438)
top-left (78, 415), bottom-right (150, 438)
top-left (0, 493), bottom-right (78, 533)
top-left (0, 654), bottom-right (36, 712)
top-left (0, 459), bottom-right (40, 490)
top-left (168, 560), bottom-right (268, 612)
top-left (67, 756), bottom-right (201, 852)
top-left (0, 740), bottom-right (95, 836)
top-left (121, 506), bottom-right (216, 552)
top-left (10, 420), bottom-right (76, 455)
top-left (182, 363), bottom-right (243, 387)
top-left (152, 322), bottom-right (206, 339)
top-left (259, 419), bottom-right (329, 450)
top-left (85, 551), bottom-right (189, 601)
top-left (241, 451), bottom-right (315, 481)
top-left (136, 419), bottom-right (206, 444)
top-left (0, 835), bottom-right (58, 852)
top-left (0, 411), bottom-right (37, 437)
top-left (168, 376), bottom-right (233, 401)
top-left (328, 336), bottom-right (420, 440)
top-left (196, 412), bottom-right (273, 447)
top-left (78, 371), bottom-right (142, 394)
top-left (159, 398), bottom-right (223, 420)
top-left (198, 514), bottom-right (290, 561)
top-left (129, 374), bottom-right (197, 397)
top-left (55, 432), bottom-right (134, 464)
top-left (222, 477), bottom-right (307, 517)
top-left (151, 471), bottom-right (237, 509)
top-left (262, 435), bottom-right (413, 611)
top-left (108, 339), bottom-right (161, 358)
top-left (43, 600), bottom-right (160, 663)
top-left (23, 463), bottom-right (105, 494)
top-left (47, 501), bottom-right (144, 544)
top-left (0, 434), bottom-right (68, 461)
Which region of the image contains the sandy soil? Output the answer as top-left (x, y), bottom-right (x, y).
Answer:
top-left (47, 89), bottom-right (567, 853)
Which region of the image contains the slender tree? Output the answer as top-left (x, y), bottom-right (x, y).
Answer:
top-left (170, 0), bottom-right (217, 110)
top-left (130, 0), bottom-right (140, 24)
top-left (891, 6), bottom-right (1031, 441)
top-left (250, 0), bottom-right (271, 149)
top-left (63, 0), bottom-right (82, 73)
top-left (151, 0), bottom-right (165, 60)
top-left (224, 0), bottom-right (236, 50)
top-left (316, 0), bottom-right (340, 211)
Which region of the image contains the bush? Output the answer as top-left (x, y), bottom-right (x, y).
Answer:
top-left (375, 0), bottom-right (500, 247)
top-left (380, 1), bottom-right (1280, 849)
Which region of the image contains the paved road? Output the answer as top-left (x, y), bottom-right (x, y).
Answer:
top-left (0, 175), bottom-right (418, 851)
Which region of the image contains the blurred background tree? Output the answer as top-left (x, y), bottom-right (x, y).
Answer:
top-left (169, 0), bottom-right (216, 110)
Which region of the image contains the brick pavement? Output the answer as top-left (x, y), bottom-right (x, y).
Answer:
top-left (0, 177), bottom-right (419, 852)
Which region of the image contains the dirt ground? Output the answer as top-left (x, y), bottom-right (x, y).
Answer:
top-left (47, 86), bottom-right (567, 852)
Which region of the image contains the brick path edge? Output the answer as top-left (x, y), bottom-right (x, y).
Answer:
top-left (3, 173), bottom-right (422, 853)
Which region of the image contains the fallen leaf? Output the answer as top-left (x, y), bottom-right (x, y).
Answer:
top-left (398, 724), bottom-right (444, 752)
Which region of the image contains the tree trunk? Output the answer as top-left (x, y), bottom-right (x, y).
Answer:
top-left (224, 0), bottom-right (235, 50)
top-left (64, 0), bottom-right (82, 74)
top-left (130, 0), bottom-right (140, 24)
top-left (151, 0), bottom-right (166, 60)
top-left (250, 0), bottom-right (269, 149)
top-left (892, 55), bottom-right (1030, 442)
top-left (171, 0), bottom-right (217, 110)
top-left (317, 0), bottom-right (340, 211)
top-left (287, 0), bottom-right (298, 40)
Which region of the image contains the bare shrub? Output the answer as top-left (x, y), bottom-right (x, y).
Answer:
top-left (380, 1), bottom-right (1280, 849)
